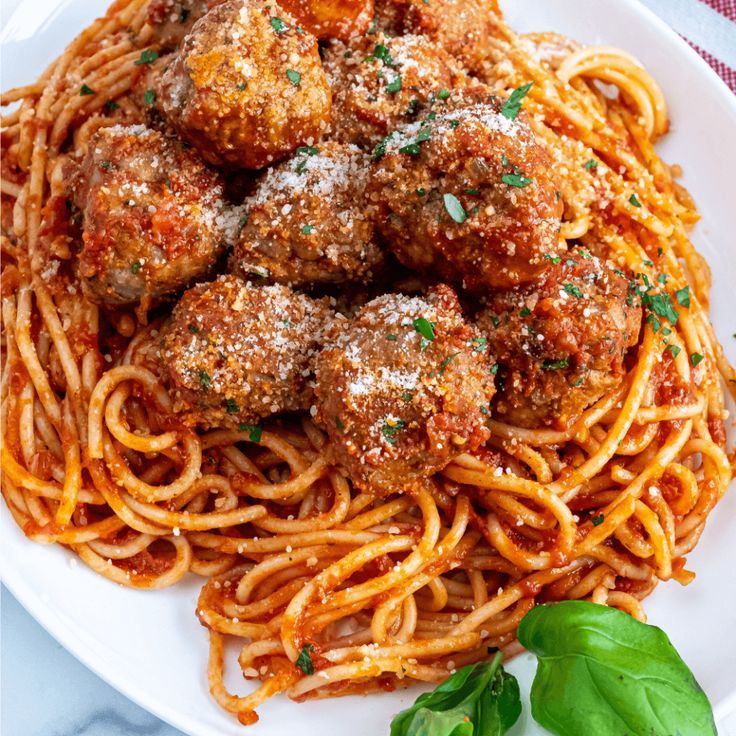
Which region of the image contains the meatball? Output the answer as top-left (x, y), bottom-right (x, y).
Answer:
top-left (155, 0), bottom-right (332, 169)
top-left (147, 0), bottom-right (212, 51)
top-left (231, 142), bottom-right (383, 287)
top-left (476, 250), bottom-right (643, 429)
top-left (377, 0), bottom-right (503, 74)
top-left (278, 0), bottom-right (373, 41)
top-left (322, 32), bottom-right (467, 148)
top-left (314, 284), bottom-right (494, 491)
top-left (161, 275), bottom-right (333, 429)
top-left (367, 100), bottom-right (565, 290)
top-left (67, 124), bottom-right (234, 309)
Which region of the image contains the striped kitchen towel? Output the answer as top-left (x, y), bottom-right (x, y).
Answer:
top-left (640, 0), bottom-right (736, 93)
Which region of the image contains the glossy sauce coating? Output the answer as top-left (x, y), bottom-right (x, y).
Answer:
top-left (67, 124), bottom-right (235, 309)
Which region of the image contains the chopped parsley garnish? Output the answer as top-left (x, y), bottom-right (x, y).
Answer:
top-left (584, 159), bottom-right (598, 169)
top-left (413, 317), bottom-right (436, 342)
top-left (542, 357), bottom-right (570, 370)
top-left (270, 16), bottom-right (287, 33)
top-left (646, 314), bottom-right (661, 333)
top-left (573, 376), bottom-right (585, 387)
top-left (401, 392), bottom-right (413, 402)
top-left (464, 188), bottom-right (481, 196)
top-left (286, 69), bottom-right (301, 87)
top-left (372, 134), bottom-right (392, 160)
top-left (296, 644), bottom-right (315, 675)
top-left (415, 187), bottom-right (426, 196)
top-left (544, 254), bottom-right (561, 265)
top-left (130, 261), bottom-right (142, 274)
top-left (198, 370), bottom-right (211, 388)
top-left (563, 283), bottom-right (583, 298)
top-left (405, 98), bottom-right (419, 116)
top-left (335, 416), bottom-right (345, 431)
top-left (657, 273), bottom-right (668, 284)
top-left (225, 399), bottom-right (240, 413)
top-left (443, 193), bottom-right (467, 223)
top-left (238, 424), bottom-right (262, 443)
top-left (385, 75), bottom-right (402, 93)
top-left (690, 352), bottom-right (704, 367)
top-left (99, 160), bottom-right (112, 170)
top-left (437, 88), bottom-right (450, 100)
top-left (579, 249), bottom-right (592, 259)
top-left (104, 100), bottom-right (119, 112)
top-left (566, 258), bottom-right (578, 267)
top-left (143, 89), bottom-right (156, 105)
top-left (642, 259), bottom-right (654, 267)
top-left (500, 82), bottom-right (533, 120)
top-left (399, 142), bottom-right (421, 156)
top-left (188, 323), bottom-right (199, 334)
top-left (438, 352), bottom-right (459, 374)
top-left (470, 336), bottom-right (487, 352)
top-left (386, 334), bottom-right (398, 341)
top-left (296, 146), bottom-right (319, 156)
top-left (415, 127), bottom-right (431, 143)
top-left (300, 224), bottom-right (314, 235)
top-left (629, 193), bottom-right (642, 207)
top-left (372, 43), bottom-right (396, 67)
top-left (80, 84), bottom-right (95, 96)
top-left (135, 49), bottom-right (158, 65)
top-left (179, 8), bottom-right (190, 22)
top-left (643, 291), bottom-right (679, 325)
top-left (490, 364), bottom-right (499, 375)
top-left (675, 285), bottom-right (690, 308)
top-left (591, 513), bottom-right (605, 526)
top-left (520, 307), bottom-right (532, 317)
top-left (382, 418), bottom-right (406, 444)
top-left (236, 82), bottom-right (247, 91)
top-left (501, 173), bottom-right (532, 187)
top-left (666, 344), bottom-right (681, 359)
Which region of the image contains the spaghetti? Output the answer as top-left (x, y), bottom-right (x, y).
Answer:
top-left (1, 0), bottom-right (734, 727)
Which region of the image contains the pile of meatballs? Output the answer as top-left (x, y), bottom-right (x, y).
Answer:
top-left (67, 0), bottom-right (642, 492)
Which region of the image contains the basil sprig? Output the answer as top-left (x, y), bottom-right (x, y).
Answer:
top-left (517, 601), bottom-right (717, 736)
top-left (389, 651), bottom-right (521, 736)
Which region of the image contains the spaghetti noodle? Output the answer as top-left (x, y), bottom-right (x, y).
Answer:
top-left (1, 0), bottom-right (734, 727)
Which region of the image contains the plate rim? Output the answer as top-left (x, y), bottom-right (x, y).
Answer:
top-left (1, 0), bottom-right (735, 732)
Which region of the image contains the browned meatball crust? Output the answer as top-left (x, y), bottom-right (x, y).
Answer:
top-left (476, 250), bottom-right (643, 429)
top-left (161, 275), bottom-right (333, 429)
top-left (155, 0), bottom-right (332, 169)
top-left (377, 0), bottom-right (503, 73)
top-left (315, 284), bottom-right (494, 491)
top-left (278, 0), bottom-right (374, 41)
top-left (322, 32), bottom-right (467, 148)
top-left (67, 124), bottom-right (235, 309)
top-left (367, 100), bottom-right (565, 290)
top-left (230, 142), bottom-right (383, 286)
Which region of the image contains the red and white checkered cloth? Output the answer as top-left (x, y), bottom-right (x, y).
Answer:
top-left (642, 0), bottom-right (736, 93)
top-left (688, 1), bottom-right (736, 92)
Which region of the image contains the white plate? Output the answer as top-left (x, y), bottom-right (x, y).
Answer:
top-left (1, 1), bottom-right (735, 734)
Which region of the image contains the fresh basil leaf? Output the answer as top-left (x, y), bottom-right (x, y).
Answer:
top-left (389, 651), bottom-right (521, 736)
top-left (517, 600), bottom-right (716, 736)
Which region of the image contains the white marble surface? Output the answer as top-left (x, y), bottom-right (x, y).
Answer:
top-left (1, 0), bottom-right (736, 734)
top-left (1, 586), bottom-right (184, 736)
